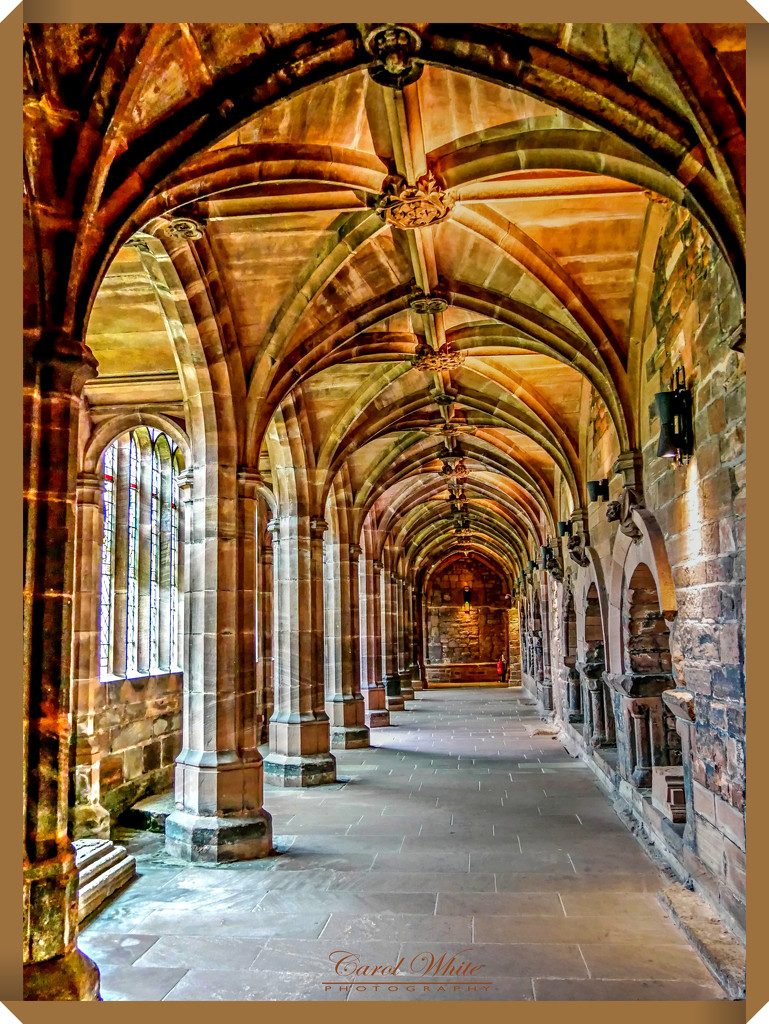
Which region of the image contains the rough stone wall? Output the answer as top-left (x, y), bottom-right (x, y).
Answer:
top-left (534, 206), bottom-right (746, 936)
top-left (641, 207), bottom-right (746, 928)
top-left (425, 563), bottom-right (507, 665)
top-left (95, 672), bottom-right (183, 819)
top-left (507, 605), bottom-right (521, 685)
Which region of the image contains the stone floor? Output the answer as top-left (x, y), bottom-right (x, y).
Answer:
top-left (79, 687), bottom-right (727, 1001)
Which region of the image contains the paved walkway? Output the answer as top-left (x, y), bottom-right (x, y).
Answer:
top-left (79, 687), bottom-right (726, 1001)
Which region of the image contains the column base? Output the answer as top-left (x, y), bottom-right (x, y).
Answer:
top-left (366, 709), bottom-right (391, 728)
top-left (164, 809), bottom-right (273, 863)
top-left (263, 752), bottom-right (336, 787)
top-left (330, 724), bottom-right (370, 749)
top-left (384, 674), bottom-right (404, 710)
top-left (363, 685), bottom-right (391, 725)
top-left (70, 802), bottom-right (111, 841)
top-left (23, 948), bottom-right (101, 1001)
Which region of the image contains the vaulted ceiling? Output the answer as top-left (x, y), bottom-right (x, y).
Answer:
top-left (26, 23), bottom-right (744, 581)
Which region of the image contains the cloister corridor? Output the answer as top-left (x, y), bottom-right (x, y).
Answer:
top-left (78, 688), bottom-right (726, 1002)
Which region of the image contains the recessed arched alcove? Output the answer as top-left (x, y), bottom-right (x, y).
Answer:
top-left (422, 553), bottom-right (509, 685)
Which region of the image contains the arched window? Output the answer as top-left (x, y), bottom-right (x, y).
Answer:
top-left (98, 426), bottom-right (184, 680)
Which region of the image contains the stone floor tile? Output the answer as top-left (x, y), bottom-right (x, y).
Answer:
top-left (131, 934), bottom-right (263, 970)
top-left (560, 892), bottom-right (674, 919)
top-left (436, 892), bottom-right (564, 917)
top-left (257, 891), bottom-right (437, 915)
top-left (579, 942), bottom-right (719, 982)
top-left (137, 908), bottom-right (330, 938)
top-left (163, 968), bottom-right (349, 1001)
top-left (321, 913), bottom-right (472, 943)
top-left (532, 978), bottom-right (726, 1000)
top-left (474, 913), bottom-right (682, 944)
top-left (396, 942), bottom-right (588, 979)
top-left (99, 965), bottom-right (188, 1001)
top-left (77, 933), bottom-right (160, 967)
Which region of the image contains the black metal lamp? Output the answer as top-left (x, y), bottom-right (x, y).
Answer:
top-left (557, 520), bottom-right (573, 537)
top-left (463, 585), bottom-right (472, 613)
top-left (539, 545), bottom-right (550, 571)
top-left (654, 367), bottom-right (693, 463)
top-left (587, 479), bottom-right (609, 502)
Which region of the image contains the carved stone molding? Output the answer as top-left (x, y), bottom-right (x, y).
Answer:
top-left (566, 531), bottom-right (590, 567)
top-left (349, 543), bottom-right (362, 563)
top-left (124, 234), bottom-right (153, 254)
top-left (606, 487), bottom-right (643, 541)
top-left (412, 339), bottom-right (464, 371)
top-left (374, 171), bottom-right (454, 229)
top-left (166, 217), bottom-right (205, 241)
top-left (409, 286), bottom-right (449, 315)
top-left (362, 24), bottom-right (423, 89)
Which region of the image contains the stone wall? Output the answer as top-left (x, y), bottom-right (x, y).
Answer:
top-left (641, 206), bottom-right (746, 931)
top-left (523, 205), bottom-right (746, 937)
top-left (94, 672), bottom-right (183, 820)
top-left (424, 562), bottom-right (508, 666)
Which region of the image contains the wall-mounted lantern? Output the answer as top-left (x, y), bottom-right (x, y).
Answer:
top-left (527, 559), bottom-right (536, 572)
top-left (539, 545), bottom-right (551, 571)
top-left (463, 585), bottom-right (472, 613)
top-left (587, 479), bottom-right (609, 503)
top-left (654, 367), bottom-right (693, 463)
top-left (557, 520), bottom-right (573, 537)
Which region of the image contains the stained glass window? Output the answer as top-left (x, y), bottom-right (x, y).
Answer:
top-left (99, 442), bottom-right (117, 678)
top-left (149, 440), bottom-right (161, 669)
top-left (126, 434), bottom-right (140, 674)
top-left (99, 426), bottom-right (183, 680)
top-left (170, 453), bottom-right (180, 668)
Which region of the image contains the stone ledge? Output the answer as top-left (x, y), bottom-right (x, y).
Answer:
top-left (658, 883), bottom-right (746, 999)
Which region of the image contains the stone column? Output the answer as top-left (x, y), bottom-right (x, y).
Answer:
top-left (565, 665), bottom-right (583, 724)
top-left (585, 675), bottom-right (607, 746)
top-left (397, 578), bottom-right (415, 701)
top-left (256, 516), bottom-right (278, 743)
top-left (539, 584), bottom-right (554, 711)
top-left (326, 540), bottom-right (369, 748)
top-left (263, 515), bottom-right (336, 785)
top-left (383, 569), bottom-right (404, 711)
top-left (361, 557), bottom-right (390, 727)
top-left (236, 470), bottom-right (260, 763)
top-left (164, 457), bottom-right (272, 861)
top-left (408, 583), bottom-right (424, 690)
top-left (662, 689), bottom-right (696, 844)
top-left (23, 355), bottom-right (100, 1000)
top-left (630, 702), bottom-right (653, 787)
top-left (70, 471), bottom-right (111, 840)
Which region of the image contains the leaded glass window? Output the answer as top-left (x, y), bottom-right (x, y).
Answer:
top-left (99, 442), bottom-right (116, 678)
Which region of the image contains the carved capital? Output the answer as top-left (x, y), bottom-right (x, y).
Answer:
top-left (266, 517), bottom-right (281, 536)
top-left (310, 516), bottom-right (328, 539)
top-left (237, 468), bottom-right (263, 499)
top-left (75, 471), bottom-right (102, 507)
top-left (613, 449), bottom-right (644, 493)
top-left (349, 543), bottom-right (363, 563)
top-left (177, 469), bottom-right (194, 500)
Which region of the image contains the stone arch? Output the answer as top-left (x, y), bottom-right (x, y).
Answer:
top-left (83, 412), bottom-right (190, 475)
top-left (607, 506), bottom-right (677, 676)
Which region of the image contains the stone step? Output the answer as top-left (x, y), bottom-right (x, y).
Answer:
top-left (119, 791), bottom-right (175, 832)
top-left (73, 839), bottom-right (136, 922)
